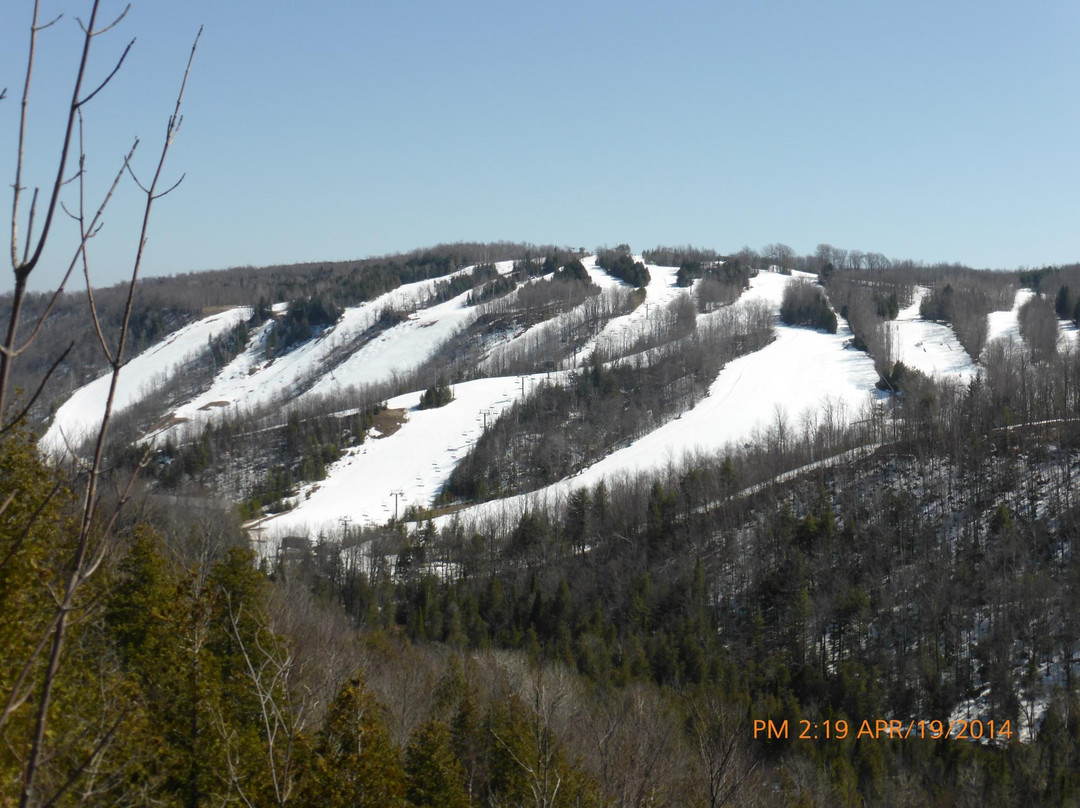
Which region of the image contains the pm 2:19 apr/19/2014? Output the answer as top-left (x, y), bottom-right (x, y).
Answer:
top-left (753, 718), bottom-right (1013, 742)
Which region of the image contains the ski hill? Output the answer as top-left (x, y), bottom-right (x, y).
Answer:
top-left (37, 248), bottom-right (1059, 546)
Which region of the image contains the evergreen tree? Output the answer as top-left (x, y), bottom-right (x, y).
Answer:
top-left (302, 674), bottom-right (406, 807)
top-left (405, 719), bottom-right (470, 808)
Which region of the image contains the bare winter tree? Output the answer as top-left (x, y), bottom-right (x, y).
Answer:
top-left (685, 690), bottom-right (761, 808)
top-left (1, 2), bottom-right (200, 804)
top-left (761, 243), bottom-right (795, 273)
top-left (1017, 293), bottom-right (1059, 362)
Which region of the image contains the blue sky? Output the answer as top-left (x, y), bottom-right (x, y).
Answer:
top-left (2, 0), bottom-right (1079, 289)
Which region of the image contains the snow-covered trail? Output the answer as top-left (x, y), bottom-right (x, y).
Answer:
top-left (148, 263), bottom-right (512, 443)
top-left (42, 307), bottom-right (250, 453)
top-left (986, 288), bottom-right (1034, 345)
top-left (477, 256), bottom-right (618, 374)
top-left (301, 289), bottom-right (479, 403)
top-left (1059, 319), bottom-right (1079, 351)
top-left (585, 259), bottom-right (684, 360)
top-left (257, 373), bottom-right (559, 540)
top-left (888, 288), bottom-right (978, 383)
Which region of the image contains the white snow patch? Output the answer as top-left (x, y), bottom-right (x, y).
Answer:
top-left (1058, 319), bottom-right (1079, 352)
top-left (986, 288), bottom-right (1034, 345)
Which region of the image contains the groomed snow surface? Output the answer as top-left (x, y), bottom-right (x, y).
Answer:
top-left (986, 288), bottom-right (1034, 344)
top-left (888, 288), bottom-right (978, 384)
top-left (426, 271), bottom-right (883, 532)
top-left (256, 375), bottom-right (549, 542)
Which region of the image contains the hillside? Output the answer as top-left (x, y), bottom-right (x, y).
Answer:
top-left (11, 241), bottom-right (1080, 806)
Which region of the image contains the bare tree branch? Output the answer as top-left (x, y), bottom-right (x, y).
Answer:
top-left (153, 172), bottom-right (185, 200)
top-left (0, 135), bottom-right (135, 398)
top-left (76, 2), bottom-right (128, 36)
top-left (17, 17), bottom-right (202, 804)
top-left (17, 0), bottom-right (102, 277)
top-left (3, 0), bottom-right (100, 419)
top-left (124, 163), bottom-right (149, 194)
top-left (34, 12), bottom-right (64, 31)
top-left (75, 38), bottom-right (134, 109)
top-left (38, 706), bottom-right (130, 808)
top-left (78, 124), bottom-right (140, 366)
top-left (21, 187), bottom-right (39, 265)
top-left (0, 341), bottom-right (73, 436)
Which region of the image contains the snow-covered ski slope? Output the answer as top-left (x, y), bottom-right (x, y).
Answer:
top-left (477, 255), bottom-right (630, 374)
top-left (588, 259), bottom-right (683, 358)
top-left (257, 269), bottom-right (884, 538)
top-left (888, 288), bottom-right (978, 383)
top-left (432, 270), bottom-right (884, 529)
top-left (42, 307), bottom-right (251, 453)
top-left (257, 373), bottom-right (556, 540)
top-left (986, 288), bottom-right (1034, 344)
top-left (303, 261), bottom-right (519, 403)
top-left (147, 262), bottom-right (515, 443)
top-left (50, 253), bottom-right (1058, 541)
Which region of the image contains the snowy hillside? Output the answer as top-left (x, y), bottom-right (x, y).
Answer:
top-left (42, 307), bottom-right (251, 453)
top-left (256, 374), bottom-right (549, 541)
top-left (145, 263), bottom-right (516, 444)
top-left (257, 270), bottom-right (882, 539)
top-left (44, 250), bottom-right (1062, 548)
top-left (986, 288), bottom-right (1035, 344)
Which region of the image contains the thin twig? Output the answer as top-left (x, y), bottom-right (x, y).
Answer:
top-left (124, 163), bottom-right (149, 194)
top-left (152, 172), bottom-right (185, 200)
top-left (21, 188), bottom-right (39, 265)
top-left (0, 341), bottom-right (73, 436)
top-left (76, 3), bottom-right (128, 37)
top-left (0, 491), bottom-right (14, 520)
top-left (35, 12), bottom-right (64, 31)
top-left (75, 38), bottom-right (134, 109)
top-left (80, 125), bottom-right (139, 365)
top-left (18, 16), bottom-right (201, 806)
top-left (38, 704), bottom-right (130, 808)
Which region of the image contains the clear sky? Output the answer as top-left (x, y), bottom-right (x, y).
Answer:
top-left (2, 0), bottom-right (1079, 290)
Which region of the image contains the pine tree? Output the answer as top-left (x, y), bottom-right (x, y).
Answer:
top-left (405, 719), bottom-right (470, 808)
top-left (302, 674), bottom-right (405, 807)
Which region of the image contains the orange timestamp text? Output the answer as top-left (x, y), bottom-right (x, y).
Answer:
top-left (753, 718), bottom-right (1013, 742)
